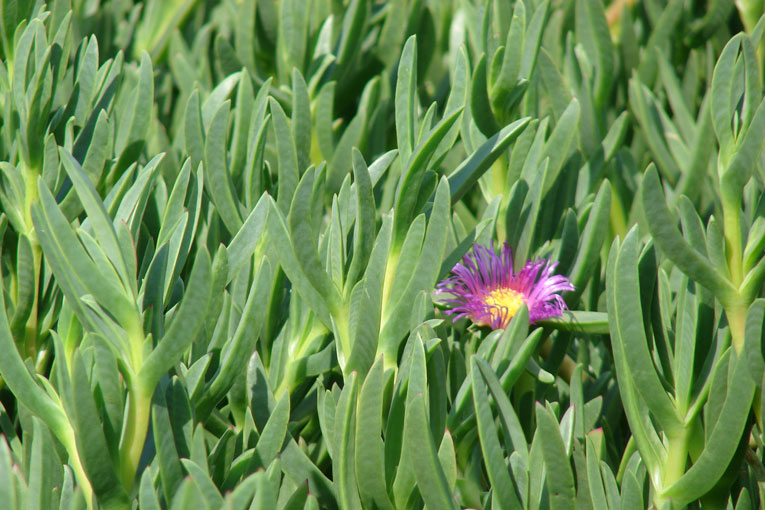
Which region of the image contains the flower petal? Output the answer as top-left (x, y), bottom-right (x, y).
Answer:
top-left (437, 242), bottom-right (574, 328)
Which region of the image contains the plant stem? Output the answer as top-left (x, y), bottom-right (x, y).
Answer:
top-left (58, 426), bottom-right (94, 509)
top-left (379, 245), bottom-right (401, 373)
top-left (655, 430), bottom-right (689, 510)
top-left (722, 194), bottom-right (744, 288)
top-left (24, 240), bottom-right (41, 362)
top-left (381, 246), bottom-right (400, 315)
top-left (22, 157), bottom-right (42, 362)
top-left (126, 315), bottom-right (146, 372)
top-left (118, 381), bottom-right (152, 492)
top-left (664, 433), bottom-right (688, 486)
top-left (721, 190), bottom-right (748, 353)
top-left (726, 304), bottom-right (748, 354)
top-left (276, 322), bottom-right (328, 399)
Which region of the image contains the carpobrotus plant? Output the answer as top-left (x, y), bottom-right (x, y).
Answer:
top-left (0, 1), bottom-right (763, 510)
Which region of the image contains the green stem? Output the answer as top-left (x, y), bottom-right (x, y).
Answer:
top-left (722, 194), bottom-right (744, 288)
top-left (116, 317), bottom-right (150, 490)
top-left (274, 323), bottom-right (328, 399)
top-left (118, 381), bottom-right (152, 492)
top-left (378, 245), bottom-right (401, 372)
top-left (726, 304), bottom-right (748, 354)
top-left (721, 190), bottom-right (748, 353)
top-left (723, 205), bottom-right (744, 288)
top-left (22, 158), bottom-right (42, 362)
top-left (23, 163), bottom-right (39, 229)
top-left (381, 246), bottom-right (400, 315)
top-left (655, 431), bottom-right (689, 510)
top-left (58, 426), bottom-right (94, 508)
top-left (125, 315), bottom-right (146, 371)
top-left (24, 240), bottom-right (41, 362)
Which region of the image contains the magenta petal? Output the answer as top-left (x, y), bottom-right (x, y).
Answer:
top-left (437, 242), bottom-right (574, 329)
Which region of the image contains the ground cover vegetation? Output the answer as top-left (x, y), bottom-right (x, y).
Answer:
top-left (0, 0), bottom-right (765, 508)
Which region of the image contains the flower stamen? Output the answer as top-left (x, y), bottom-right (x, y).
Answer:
top-left (480, 288), bottom-right (524, 326)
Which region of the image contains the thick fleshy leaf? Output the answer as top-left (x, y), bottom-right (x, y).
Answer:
top-left (641, 165), bottom-right (737, 303)
top-left (140, 248), bottom-right (212, 389)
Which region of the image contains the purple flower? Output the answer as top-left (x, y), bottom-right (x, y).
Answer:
top-left (436, 243), bottom-right (574, 329)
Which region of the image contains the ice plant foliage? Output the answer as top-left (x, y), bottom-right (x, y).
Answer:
top-left (438, 243), bottom-right (574, 328)
top-left (1, 1), bottom-right (764, 509)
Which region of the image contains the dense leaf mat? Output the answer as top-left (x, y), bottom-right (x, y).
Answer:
top-left (0, 1), bottom-right (764, 509)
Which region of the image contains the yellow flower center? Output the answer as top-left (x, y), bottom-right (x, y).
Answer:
top-left (480, 288), bottom-right (525, 326)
